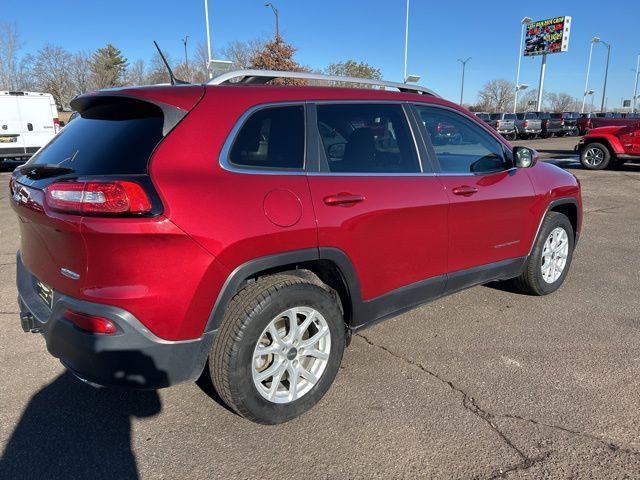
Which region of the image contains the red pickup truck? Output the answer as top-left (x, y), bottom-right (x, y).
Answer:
top-left (577, 113), bottom-right (640, 135)
top-left (577, 122), bottom-right (640, 170)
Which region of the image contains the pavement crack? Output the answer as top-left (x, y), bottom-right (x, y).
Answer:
top-left (499, 413), bottom-right (640, 458)
top-left (356, 333), bottom-right (640, 474)
top-left (357, 333), bottom-right (530, 462)
top-left (486, 452), bottom-right (551, 479)
top-left (584, 206), bottom-right (621, 215)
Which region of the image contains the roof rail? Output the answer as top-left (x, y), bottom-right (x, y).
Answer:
top-left (206, 69), bottom-right (439, 97)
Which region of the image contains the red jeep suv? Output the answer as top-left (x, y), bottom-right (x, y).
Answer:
top-left (11, 70), bottom-right (582, 424)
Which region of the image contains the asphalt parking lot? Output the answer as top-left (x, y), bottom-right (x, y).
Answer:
top-left (1, 136), bottom-right (639, 479)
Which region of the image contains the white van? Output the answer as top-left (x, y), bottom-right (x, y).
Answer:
top-left (0, 91), bottom-right (59, 162)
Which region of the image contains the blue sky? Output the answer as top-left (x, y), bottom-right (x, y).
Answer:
top-left (4, 0), bottom-right (639, 107)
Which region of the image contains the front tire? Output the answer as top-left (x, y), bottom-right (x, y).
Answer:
top-left (581, 142), bottom-right (610, 170)
top-left (512, 212), bottom-right (574, 296)
top-left (210, 274), bottom-right (345, 424)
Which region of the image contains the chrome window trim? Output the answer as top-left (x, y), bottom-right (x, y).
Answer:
top-left (218, 101), bottom-right (307, 176)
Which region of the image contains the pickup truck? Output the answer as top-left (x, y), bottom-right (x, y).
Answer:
top-left (557, 112), bottom-right (580, 136)
top-left (576, 121), bottom-right (640, 170)
top-left (536, 112), bottom-right (563, 138)
top-left (489, 113), bottom-right (517, 140)
top-left (577, 114), bottom-right (639, 135)
top-left (515, 112), bottom-right (542, 139)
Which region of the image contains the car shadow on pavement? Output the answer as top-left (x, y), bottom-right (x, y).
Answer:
top-left (0, 368), bottom-right (163, 480)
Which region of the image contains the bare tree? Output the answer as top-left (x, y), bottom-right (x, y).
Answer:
top-left (517, 89), bottom-right (540, 111)
top-left (223, 38), bottom-right (267, 70)
top-left (477, 79), bottom-right (515, 112)
top-left (547, 92), bottom-right (575, 112)
top-left (125, 59), bottom-right (147, 86)
top-left (146, 52), bottom-right (172, 85)
top-left (69, 52), bottom-right (94, 96)
top-left (0, 22), bottom-right (23, 90)
top-left (30, 45), bottom-right (74, 109)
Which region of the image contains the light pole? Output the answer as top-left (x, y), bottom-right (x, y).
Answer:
top-left (633, 54), bottom-right (640, 113)
top-left (514, 16), bottom-right (532, 113)
top-left (403, 0), bottom-right (410, 82)
top-left (593, 38), bottom-right (611, 112)
top-left (204, 0), bottom-right (212, 78)
top-left (581, 37), bottom-right (599, 113)
top-left (265, 3), bottom-right (279, 41)
top-left (181, 35), bottom-right (189, 65)
top-left (586, 90), bottom-right (595, 111)
top-left (457, 57), bottom-right (471, 105)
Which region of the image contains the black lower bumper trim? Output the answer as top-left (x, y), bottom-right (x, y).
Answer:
top-left (16, 253), bottom-right (214, 389)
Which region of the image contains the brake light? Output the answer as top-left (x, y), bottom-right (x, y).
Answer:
top-left (64, 309), bottom-right (117, 334)
top-left (53, 117), bottom-right (60, 134)
top-left (495, 120), bottom-right (501, 128)
top-left (560, 118), bottom-right (565, 126)
top-left (524, 120), bottom-right (529, 128)
top-left (45, 181), bottom-right (152, 215)
top-left (436, 122), bottom-right (444, 133)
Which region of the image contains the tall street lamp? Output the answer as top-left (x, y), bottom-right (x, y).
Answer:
top-left (403, 0), bottom-right (410, 82)
top-left (265, 3), bottom-right (280, 40)
top-left (514, 16), bottom-right (532, 113)
top-left (182, 35), bottom-right (189, 65)
top-left (581, 37), bottom-right (600, 113)
top-left (204, 0), bottom-right (213, 78)
top-left (592, 37), bottom-right (611, 112)
top-left (633, 54), bottom-right (640, 113)
top-left (457, 57), bottom-right (471, 105)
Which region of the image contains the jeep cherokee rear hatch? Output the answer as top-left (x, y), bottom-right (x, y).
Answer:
top-left (11, 86), bottom-right (209, 339)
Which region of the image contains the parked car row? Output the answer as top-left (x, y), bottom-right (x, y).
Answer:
top-left (474, 111), bottom-right (580, 140)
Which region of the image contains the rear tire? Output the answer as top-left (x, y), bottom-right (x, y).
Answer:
top-left (210, 274), bottom-right (345, 424)
top-left (512, 212), bottom-right (574, 296)
top-left (580, 142), bottom-right (610, 170)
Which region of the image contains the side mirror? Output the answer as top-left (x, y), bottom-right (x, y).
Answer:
top-left (513, 146), bottom-right (537, 168)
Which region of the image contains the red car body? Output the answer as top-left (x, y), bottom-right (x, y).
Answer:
top-left (12, 83), bottom-right (583, 389)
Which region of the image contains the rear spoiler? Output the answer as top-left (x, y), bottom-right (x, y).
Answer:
top-left (70, 86), bottom-right (205, 136)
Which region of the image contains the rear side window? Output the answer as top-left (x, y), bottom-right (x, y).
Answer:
top-left (230, 106), bottom-right (304, 170)
top-left (316, 103), bottom-right (419, 173)
top-left (28, 98), bottom-right (164, 175)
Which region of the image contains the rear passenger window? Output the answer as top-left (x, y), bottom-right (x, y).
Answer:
top-left (230, 105), bottom-right (304, 170)
top-left (316, 104), bottom-right (420, 173)
top-left (416, 106), bottom-right (507, 175)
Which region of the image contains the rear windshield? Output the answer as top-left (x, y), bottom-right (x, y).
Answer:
top-left (524, 113), bottom-right (538, 119)
top-left (550, 113), bottom-right (562, 119)
top-left (503, 113), bottom-right (516, 120)
top-left (27, 98), bottom-right (164, 175)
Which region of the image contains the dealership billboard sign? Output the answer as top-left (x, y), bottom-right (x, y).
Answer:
top-left (524, 16), bottom-right (572, 56)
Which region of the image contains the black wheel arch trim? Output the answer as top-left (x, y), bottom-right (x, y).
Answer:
top-left (528, 197), bottom-right (580, 255)
top-left (204, 247), bottom-right (534, 335)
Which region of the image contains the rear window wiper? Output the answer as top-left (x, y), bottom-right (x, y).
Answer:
top-left (19, 164), bottom-right (75, 179)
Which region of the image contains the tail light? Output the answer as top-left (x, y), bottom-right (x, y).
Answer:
top-left (53, 117), bottom-right (60, 134)
top-left (524, 120), bottom-right (529, 128)
top-left (64, 309), bottom-right (117, 334)
top-left (542, 120), bottom-right (548, 127)
top-left (560, 118), bottom-right (565, 126)
top-left (587, 119), bottom-right (592, 129)
top-left (436, 122), bottom-right (444, 133)
top-left (495, 120), bottom-right (501, 128)
top-left (45, 180), bottom-right (152, 215)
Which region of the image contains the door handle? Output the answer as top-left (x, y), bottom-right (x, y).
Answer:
top-left (452, 185), bottom-right (478, 196)
top-left (323, 193), bottom-right (365, 206)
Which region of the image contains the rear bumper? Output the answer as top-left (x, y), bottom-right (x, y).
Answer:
top-left (16, 252), bottom-right (214, 389)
